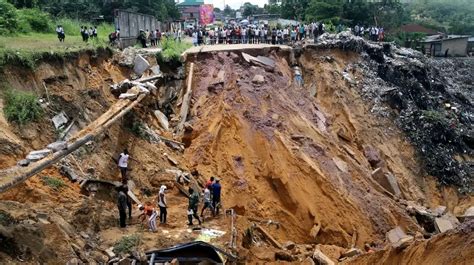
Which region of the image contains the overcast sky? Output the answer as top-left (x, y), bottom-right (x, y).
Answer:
top-left (205, 0), bottom-right (267, 10)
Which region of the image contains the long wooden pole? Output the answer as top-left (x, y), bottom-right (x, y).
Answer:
top-left (0, 95), bottom-right (147, 193)
top-left (0, 134), bottom-right (94, 193)
top-left (177, 63), bottom-right (194, 134)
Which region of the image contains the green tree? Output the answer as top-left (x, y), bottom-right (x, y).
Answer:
top-left (0, 0), bottom-right (18, 35)
top-left (305, 0), bottom-right (343, 23)
top-left (7, 0), bottom-right (37, 8)
top-left (281, 0), bottom-right (309, 20)
top-left (264, 3), bottom-right (281, 14)
top-left (224, 4), bottom-right (234, 16)
top-left (242, 2), bottom-right (258, 17)
top-left (408, 0), bottom-right (474, 35)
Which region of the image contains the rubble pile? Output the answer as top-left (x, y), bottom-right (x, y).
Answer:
top-left (311, 32), bottom-right (473, 193)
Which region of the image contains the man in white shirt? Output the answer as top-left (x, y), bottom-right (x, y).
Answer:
top-left (118, 149), bottom-right (136, 183)
top-left (200, 186), bottom-right (213, 218)
top-left (158, 185), bottom-right (168, 224)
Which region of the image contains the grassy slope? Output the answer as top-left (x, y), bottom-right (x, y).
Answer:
top-left (0, 23), bottom-right (114, 68)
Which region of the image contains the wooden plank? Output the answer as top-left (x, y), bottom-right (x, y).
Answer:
top-left (127, 190), bottom-right (142, 205)
top-left (136, 74), bottom-right (162, 83)
top-left (175, 181), bottom-right (190, 197)
top-left (254, 224), bottom-right (283, 249)
top-left (177, 63), bottom-right (194, 134)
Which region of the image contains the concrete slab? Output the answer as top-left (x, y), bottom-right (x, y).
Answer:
top-left (133, 55), bottom-right (150, 75)
top-left (462, 206), bottom-right (474, 221)
top-left (386, 226), bottom-right (407, 244)
top-left (47, 141), bottom-right (68, 152)
top-left (144, 82), bottom-right (157, 92)
top-left (333, 157), bottom-right (348, 173)
top-left (256, 56), bottom-right (276, 68)
top-left (341, 248), bottom-right (361, 258)
top-left (313, 248), bottom-right (334, 265)
top-left (252, 74), bottom-right (265, 84)
top-left (119, 93), bottom-right (138, 100)
top-left (432, 205), bottom-right (447, 217)
top-left (434, 217), bottom-right (455, 233)
top-left (52, 111), bottom-right (68, 129)
top-left (153, 110), bottom-right (169, 131)
top-left (26, 149), bottom-right (52, 162)
top-left (17, 159), bottom-right (30, 167)
top-left (371, 168), bottom-right (401, 197)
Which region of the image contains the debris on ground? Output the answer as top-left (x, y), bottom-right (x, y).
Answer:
top-left (386, 226), bottom-right (414, 249)
top-left (52, 111), bottom-right (68, 129)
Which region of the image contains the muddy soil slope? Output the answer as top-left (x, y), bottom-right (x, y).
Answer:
top-left (0, 50), bottom-right (204, 263)
top-left (183, 37), bottom-right (473, 262)
top-left (0, 35), bottom-right (472, 264)
top-left (185, 51), bottom-right (411, 244)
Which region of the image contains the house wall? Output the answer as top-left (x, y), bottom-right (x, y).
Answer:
top-left (114, 10), bottom-right (162, 48)
top-left (442, 38), bottom-right (468, 57)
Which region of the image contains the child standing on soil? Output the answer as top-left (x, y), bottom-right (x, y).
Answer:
top-left (139, 204), bottom-right (157, 232)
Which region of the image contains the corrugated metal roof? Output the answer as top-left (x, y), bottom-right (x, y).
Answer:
top-left (422, 34), bottom-right (470, 43)
top-left (178, 0), bottom-right (204, 6)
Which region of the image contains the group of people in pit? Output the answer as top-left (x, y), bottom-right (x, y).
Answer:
top-left (115, 149), bottom-right (222, 232)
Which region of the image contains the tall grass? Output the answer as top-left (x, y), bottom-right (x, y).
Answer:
top-left (156, 37), bottom-right (191, 66)
top-left (3, 89), bottom-right (43, 124)
top-left (56, 18), bottom-right (114, 37)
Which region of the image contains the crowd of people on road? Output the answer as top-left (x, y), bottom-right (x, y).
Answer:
top-left (116, 149), bottom-right (223, 232)
top-left (353, 24), bottom-right (385, 42)
top-left (136, 28), bottom-right (183, 48)
top-left (188, 22), bottom-right (328, 46)
top-left (55, 21), bottom-right (386, 46)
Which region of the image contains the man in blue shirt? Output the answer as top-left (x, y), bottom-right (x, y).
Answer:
top-left (211, 179), bottom-right (221, 216)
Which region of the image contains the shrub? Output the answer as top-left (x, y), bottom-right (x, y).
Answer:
top-left (17, 8), bottom-right (53, 33)
top-left (56, 18), bottom-right (84, 36)
top-left (41, 176), bottom-right (66, 190)
top-left (113, 234), bottom-right (140, 254)
top-left (3, 89), bottom-right (43, 124)
top-left (156, 37), bottom-right (191, 66)
top-left (0, 0), bottom-right (18, 35)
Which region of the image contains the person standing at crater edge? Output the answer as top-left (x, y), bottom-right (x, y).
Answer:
top-left (117, 185), bottom-right (128, 228)
top-left (117, 149), bottom-right (137, 184)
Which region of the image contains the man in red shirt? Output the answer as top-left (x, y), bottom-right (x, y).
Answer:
top-left (139, 204), bottom-right (157, 232)
top-left (205, 176), bottom-right (215, 189)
